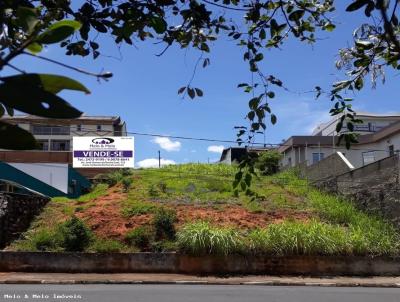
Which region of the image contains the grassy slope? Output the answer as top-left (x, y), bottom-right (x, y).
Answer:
top-left (7, 164), bottom-right (400, 255)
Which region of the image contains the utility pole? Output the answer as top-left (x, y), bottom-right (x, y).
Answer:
top-left (158, 150), bottom-right (161, 168)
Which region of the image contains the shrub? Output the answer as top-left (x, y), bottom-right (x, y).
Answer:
top-left (255, 150), bottom-right (282, 175)
top-left (31, 229), bottom-right (61, 251)
top-left (205, 180), bottom-right (231, 193)
top-left (150, 240), bottom-right (178, 252)
top-left (58, 216), bottom-right (93, 252)
top-left (89, 239), bottom-right (125, 253)
top-left (120, 168), bottom-right (133, 177)
top-left (122, 177), bottom-right (133, 192)
top-left (177, 221), bottom-right (244, 255)
top-left (125, 226), bottom-right (153, 249)
top-left (148, 182), bottom-right (168, 197)
top-left (153, 208), bottom-right (177, 240)
top-left (121, 200), bottom-right (158, 217)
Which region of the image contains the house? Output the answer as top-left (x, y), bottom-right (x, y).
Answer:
top-left (280, 113), bottom-right (400, 169)
top-left (0, 114), bottom-right (128, 178)
top-left (219, 146), bottom-right (274, 164)
top-left (312, 112), bottom-right (400, 136)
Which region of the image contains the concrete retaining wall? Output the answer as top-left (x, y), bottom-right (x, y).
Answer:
top-left (313, 155), bottom-right (400, 227)
top-left (299, 152), bottom-right (353, 181)
top-left (0, 193), bottom-right (49, 248)
top-left (0, 252), bottom-right (400, 276)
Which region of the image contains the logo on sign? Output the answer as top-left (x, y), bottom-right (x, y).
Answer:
top-left (91, 137), bottom-right (115, 145)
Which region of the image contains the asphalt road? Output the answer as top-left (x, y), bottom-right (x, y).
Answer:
top-left (1, 285), bottom-right (399, 302)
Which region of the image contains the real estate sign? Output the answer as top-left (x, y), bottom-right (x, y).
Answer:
top-left (73, 137), bottom-right (134, 168)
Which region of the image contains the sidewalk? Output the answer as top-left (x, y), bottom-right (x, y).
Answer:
top-left (1, 273), bottom-right (400, 287)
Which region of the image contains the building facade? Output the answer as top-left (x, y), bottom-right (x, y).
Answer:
top-left (1, 114), bottom-right (127, 151)
top-left (280, 113), bottom-right (400, 169)
top-left (0, 114), bottom-right (128, 179)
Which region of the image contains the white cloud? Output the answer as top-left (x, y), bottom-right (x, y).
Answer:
top-left (152, 137), bottom-right (181, 152)
top-left (207, 145), bottom-right (225, 153)
top-left (272, 98), bottom-right (331, 136)
top-left (137, 158), bottom-right (176, 168)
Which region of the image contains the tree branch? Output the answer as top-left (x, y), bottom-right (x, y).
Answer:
top-left (378, 0), bottom-right (400, 54)
top-left (22, 51), bottom-right (113, 79)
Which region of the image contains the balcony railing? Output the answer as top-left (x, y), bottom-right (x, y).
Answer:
top-left (341, 125), bottom-right (384, 133)
top-left (32, 126), bottom-right (70, 135)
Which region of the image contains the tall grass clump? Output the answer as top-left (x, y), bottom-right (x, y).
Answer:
top-left (177, 221), bottom-right (244, 255)
top-left (249, 220), bottom-right (349, 255)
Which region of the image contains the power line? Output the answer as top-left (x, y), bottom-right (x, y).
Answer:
top-left (20, 122), bottom-right (399, 153)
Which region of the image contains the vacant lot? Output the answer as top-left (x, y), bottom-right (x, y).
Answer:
top-left (7, 164), bottom-right (400, 255)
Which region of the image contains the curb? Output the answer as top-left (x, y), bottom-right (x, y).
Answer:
top-left (1, 280), bottom-right (400, 287)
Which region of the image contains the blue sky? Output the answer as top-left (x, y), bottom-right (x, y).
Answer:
top-left (5, 2), bottom-right (400, 167)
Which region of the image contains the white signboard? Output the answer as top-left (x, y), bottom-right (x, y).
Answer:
top-left (73, 137), bottom-right (134, 168)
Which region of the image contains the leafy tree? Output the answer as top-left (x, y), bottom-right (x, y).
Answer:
top-left (254, 150), bottom-right (282, 175)
top-left (0, 0), bottom-right (399, 190)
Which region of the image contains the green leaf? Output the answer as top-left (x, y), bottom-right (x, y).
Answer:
top-left (259, 28), bottom-right (266, 40)
top-left (200, 43), bottom-right (210, 52)
top-left (247, 111), bottom-right (255, 120)
top-left (1, 74), bottom-right (90, 94)
top-left (346, 0), bottom-right (369, 12)
top-left (270, 114), bottom-right (277, 125)
top-left (354, 58), bottom-right (370, 67)
top-left (36, 20), bottom-right (82, 44)
top-left (178, 87), bottom-right (186, 94)
top-left (323, 22), bottom-right (336, 32)
top-left (0, 81), bottom-right (82, 119)
top-left (17, 7), bottom-right (39, 34)
top-left (336, 121), bottom-right (342, 132)
top-left (188, 88), bottom-right (195, 99)
top-left (254, 53), bottom-right (263, 62)
top-left (195, 88), bottom-right (203, 97)
top-left (150, 17), bottom-right (167, 34)
top-left (288, 10), bottom-right (305, 22)
top-left (0, 121), bottom-right (37, 150)
top-left (26, 42), bottom-right (43, 54)
top-left (355, 40), bottom-right (374, 50)
top-left (270, 19), bottom-right (279, 37)
top-left (267, 91), bottom-right (275, 98)
top-left (355, 77), bottom-right (364, 90)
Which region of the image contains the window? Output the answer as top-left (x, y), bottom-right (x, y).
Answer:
top-left (36, 140), bottom-right (49, 151)
top-left (96, 125), bottom-right (102, 131)
top-left (362, 151), bottom-right (375, 165)
top-left (32, 125), bottom-right (70, 135)
top-left (312, 152), bottom-right (324, 164)
top-left (50, 140), bottom-right (70, 151)
top-left (389, 145), bottom-right (395, 157)
top-left (77, 124), bottom-right (82, 131)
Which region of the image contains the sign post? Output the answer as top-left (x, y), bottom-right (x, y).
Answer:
top-left (73, 137), bottom-right (134, 168)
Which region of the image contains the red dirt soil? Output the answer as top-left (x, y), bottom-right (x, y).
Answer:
top-left (76, 187), bottom-right (311, 240)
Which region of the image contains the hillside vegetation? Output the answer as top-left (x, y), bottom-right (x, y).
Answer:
top-left (7, 164), bottom-right (400, 255)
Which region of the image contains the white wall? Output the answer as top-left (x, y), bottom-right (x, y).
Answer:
top-left (8, 163), bottom-right (69, 193)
